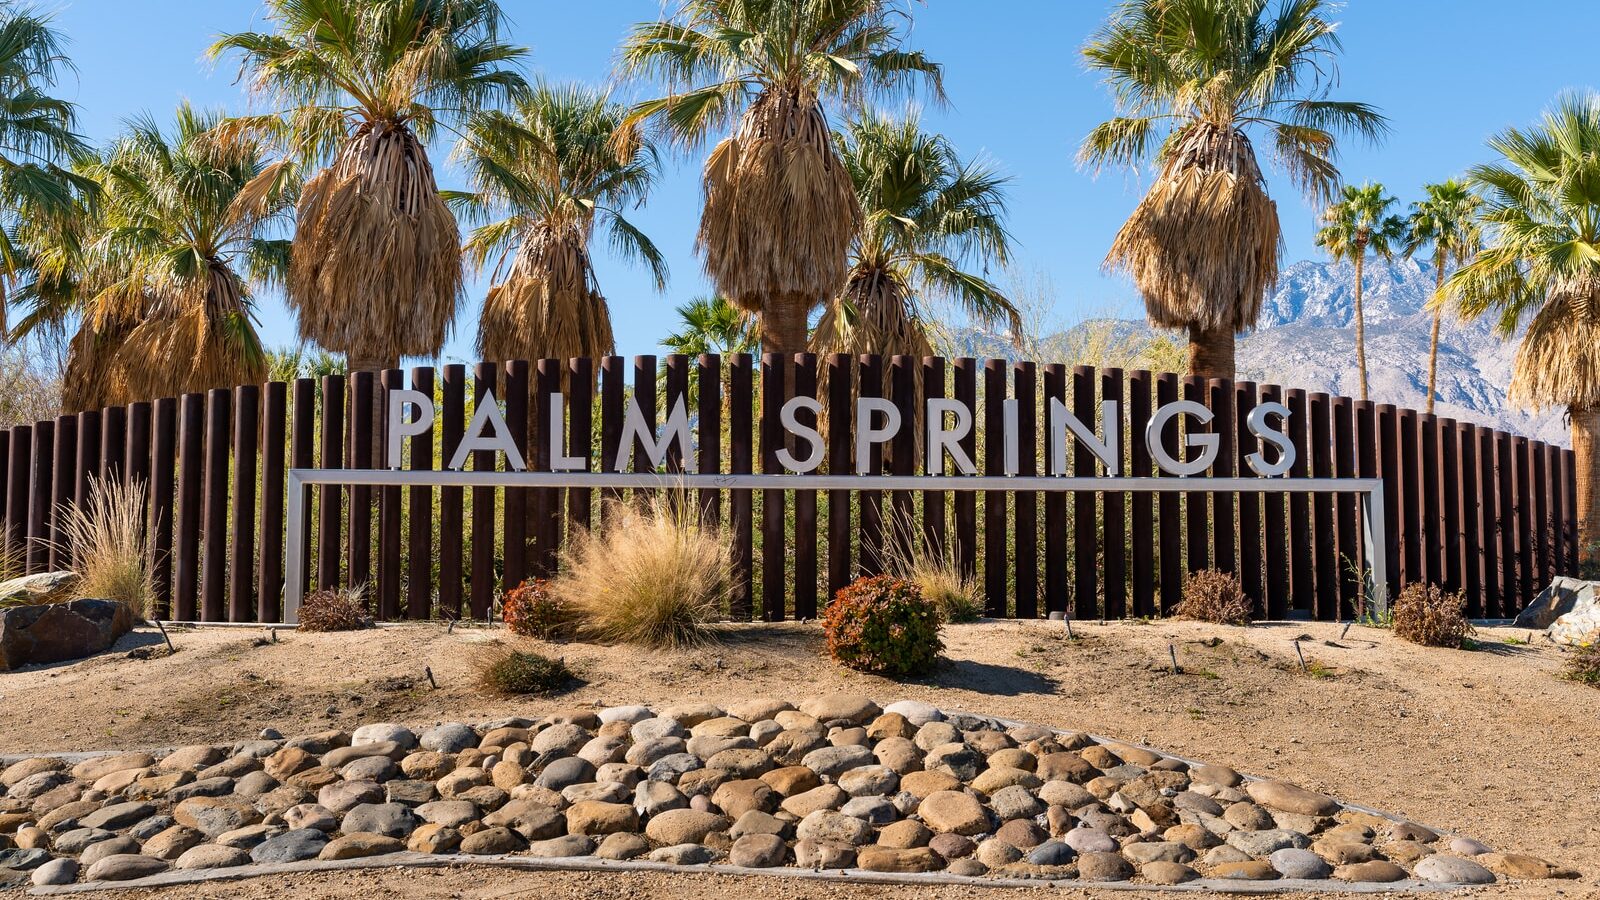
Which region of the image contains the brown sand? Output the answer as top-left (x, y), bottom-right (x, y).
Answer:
top-left (2, 618), bottom-right (1597, 898)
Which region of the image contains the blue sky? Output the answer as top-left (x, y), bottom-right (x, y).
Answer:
top-left (46, 0), bottom-right (1600, 364)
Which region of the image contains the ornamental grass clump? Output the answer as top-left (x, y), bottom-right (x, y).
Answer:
top-left (296, 588), bottom-right (371, 633)
top-left (1392, 583), bottom-right (1474, 648)
top-left (61, 476), bottom-right (153, 619)
top-left (501, 578), bottom-right (574, 640)
top-left (823, 575), bottom-right (943, 677)
top-left (553, 493), bottom-right (730, 649)
top-left (475, 645), bottom-right (576, 697)
top-left (1176, 570), bottom-right (1253, 625)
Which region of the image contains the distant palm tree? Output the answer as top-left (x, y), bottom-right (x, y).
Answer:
top-left (812, 113), bottom-right (1017, 360)
top-left (1315, 182), bottom-right (1405, 401)
top-left (1405, 180), bottom-right (1481, 413)
top-left (453, 82), bottom-right (665, 363)
top-left (92, 104), bottom-right (293, 402)
top-left (1081, 0), bottom-right (1386, 380)
top-left (1447, 92), bottom-right (1600, 558)
top-left (0, 3), bottom-right (91, 337)
top-left (619, 0), bottom-right (944, 361)
top-left (210, 0), bottom-right (528, 377)
top-left (662, 295), bottom-right (757, 359)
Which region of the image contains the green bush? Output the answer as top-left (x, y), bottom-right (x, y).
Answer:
top-left (1392, 583), bottom-right (1473, 648)
top-left (1176, 570), bottom-right (1253, 625)
top-left (297, 588), bottom-right (371, 633)
top-left (823, 575), bottom-right (943, 677)
top-left (476, 647), bottom-right (575, 696)
top-left (501, 578), bottom-right (573, 639)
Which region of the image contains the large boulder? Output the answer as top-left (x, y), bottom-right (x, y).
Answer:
top-left (0, 571), bottom-right (77, 605)
top-left (1516, 577), bottom-right (1600, 644)
top-left (0, 598), bottom-right (134, 671)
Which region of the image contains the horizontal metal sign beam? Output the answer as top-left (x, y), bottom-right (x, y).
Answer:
top-left (283, 468), bottom-right (1387, 624)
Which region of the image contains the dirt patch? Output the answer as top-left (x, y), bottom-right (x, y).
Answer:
top-left (2, 618), bottom-right (1598, 899)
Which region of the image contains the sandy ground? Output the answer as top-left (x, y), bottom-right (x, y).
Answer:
top-left (3, 618), bottom-right (1599, 899)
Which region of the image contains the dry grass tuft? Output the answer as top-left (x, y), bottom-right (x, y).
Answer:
top-left (60, 476), bottom-right (153, 619)
top-left (553, 492), bottom-right (730, 649)
top-left (1564, 633), bottom-right (1600, 687)
top-left (1392, 583), bottom-right (1474, 648)
top-left (475, 644), bottom-right (576, 697)
top-left (297, 587), bottom-right (372, 633)
top-left (876, 520), bottom-right (983, 624)
top-left (1176, 569), bottom-right (1253, 625)
top-left (289, 122), bottom-right (461, 366)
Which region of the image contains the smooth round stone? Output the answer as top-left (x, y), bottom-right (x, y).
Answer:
top-left (839, 796), bottom-right (896, 825)
top-left (419, 724), bottom-right (478, 754)
top-left (946, 858), bottom-right (987, 877)
top-left (729, 832), bottom-right (786, 867)
top-left (649, 843), bottom-right (717, 865)
top-left (976, 838), bottom-right (1022, 867)
top-left (883, 700), bottom-right (943, 725)
top-left (535, 757), bottom-right (596, 791)
top-left (857, 845), bottom-right (942, 873)
top-left (1449, 836), bottom-right (1492, 856)
top-left (1270, 847), bottom-right (1332, 879)
top-left (632, 718), bottom-right (685, 744)
top-left (924, 743), bottom-right (982, 781)
top-left (1064, 826), bottom-right (1117, 853)
top-left (796, 810), bottom-right (873, 845)
top-left (174, 844), bottom-right (250, 870)
top-left (599, 705), bottom-right (653, 725)
top-left (1415, 855), bottom-right (1497, 885)
top-left (284, 804), bottom-right (338, 832)
top-left (1142, 861), bottom-right (1199, 884)
top-left (320, 833), bottom-right (405, 860)
top-left (1245, 780), bottom-right (1339, 817)
top-left (1027, 840), bottom-right (1077, 866)
top-left (340, 803), bottom-right (419, 838)
top-left (53, 827), bottom-right (116, 854)
top-left (798, 695), bottom-right (881, 725)
top-left (837, 766), bottom-right (898, 797)
top-left (319, 781), bottom-right (384, 814)
top-left (988, 785), bottom-right (1044, 820)
top-left (646, 754), bottom-right (702, 782)
top-left (801, 745), bottom-right (874, 778)
top-left (352, 724), bottom-right (417, 750)
top-left (595, 832), bottom-right (650, 860)
top-left (80, 836), bottom-right (140, 867)
top-left (877, 819), bottom-right (931, 850)
top-left (215, 824), bottom-right (282, 850)
top-left (84, 854), bottom-right (169, 882)
top-left (645, 809), bottom-right (729, 845)
top-left (928, 832), bottom-right (975, 859)
top-left (0, 847), bottom-right (51, 870)
top-left (1334, 860), bottom-right (1410, 882)
top-left (917, 791), bottom-right (988, 835)
top-left (994, 818), bottom-right (1046, 849)
top-left (530, 724), bottom-right (592, 756)
top-left (341, 756), bottom-right (397, 783)
top-left (234, 771), bottom-right (280, 797)
top-left (524, 835), bottom-right (594, 858)
top-left (30, 858), bottom-right (78, 887)
top-left (128, 815), bottom-right (175, 841)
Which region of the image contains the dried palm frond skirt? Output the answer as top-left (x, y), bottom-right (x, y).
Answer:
top-left (290, 121), bottom-right (462, 361)
top-left (1106, 122), bottom-right (1278, 332)
top-left (477, 227), bottom-right (615, 364)
top-left (1512, 293), bottom-right (1600, 412)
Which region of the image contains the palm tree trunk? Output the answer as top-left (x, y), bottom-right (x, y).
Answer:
top-left (1187, 323), bottom-right (1236, 381)
top-left (1352, 252), bottom-right (1368, 402)
top-left (1573, 405), bottom-right (1600, 563)
top-left (1426, 251), bottom-right (1445, 415)
top-left (761, 292), bottom-right (811, 360)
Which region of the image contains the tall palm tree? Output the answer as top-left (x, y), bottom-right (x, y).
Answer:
top-left (0, 3), bottom-right (92, 336)
top-left (1404, 179), bottom-right (1481, 414)
top-left (619, 0), bottom-right (944, 361)
top-left (91, 104), bottom-right (292, 403)
top-left (453, 81), bottom-right (665, 363)
top-left (1447, 92), bottom-right (1600, 558)
top-left (1315, 182), bottom-right (1405, 401)
top-left (662, 295), bottom-right (757, 358)
top-left (1081, 0), bottom-right (1386, 380)
top-left (210, 0), bottom-right (528, 377)
top-left (813, 112), bottom-right (1017, 359)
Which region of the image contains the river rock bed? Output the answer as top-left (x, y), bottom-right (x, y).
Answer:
top-left (0, 696), bottom-right (1576, 891)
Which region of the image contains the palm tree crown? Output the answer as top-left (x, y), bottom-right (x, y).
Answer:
top-left (662, 295), bottom-right (757, 359)
top-left (1315, 181), bottom-right (1404, 401)
top-left (1447, 92), bottom-right (1600, 557)
top-left (813, 112), bottom-right (1017, 360)
top-left (1404, 178), bottom-right (1481, 413)
top-left (210, 0), bottom-right (528, 373)
top-left (1081, 0), bottom-right (1386, 379)
top-left (453, 82), bottom-right (665, 363)
top-left (619, 0), bottom-right (944, 357)
top-left (0, 3), bottom-right (91, 335)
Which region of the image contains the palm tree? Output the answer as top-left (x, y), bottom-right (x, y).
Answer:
top-left (619, 0), bottom-right (944, 361)
top-left (453, 82), bottom-right (665, 363)
top-left (663, 295), bottom-right (757, 358)
top-left (1081, 0), bottom-right (1386, 380)
top-left (0, 3), bottom-right (92, 336)
top-left (1404, 179), bottom-right (1481, 414)
top-left (210, 0), bottom-right (527, 377)
top-left (813, 112), bottom-right (1017, 360)
top-left (1447, 92), bottom-right (1600, 558)
top-left (1315, 182), bottom-right (1405, 401)
top-left (91, 104), bottom-right (292, 402)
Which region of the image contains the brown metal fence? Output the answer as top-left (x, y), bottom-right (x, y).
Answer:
top-left (0, 353), bottom-right (1578, 622)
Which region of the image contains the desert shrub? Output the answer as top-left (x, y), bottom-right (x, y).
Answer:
top-left (61, 476), bottom-right (152, 618)
top-left (297, 588), bottom-right (372, 632)
top-left (1391, 583), bottom-right (1473, 648)
top-left (913, 559), bottom-right (984, 624)
top-left (1176, 570), bottom-right (1253, 625)
top-left (823, 575), bottom-right (943, 677)
top-left (1564, 633), bottom-right (1600, 687)
top-left (553, 492), bottom-right (730, 648)
top-left (502, 578), bottom-right (573, 639)
top-left (476, 645), bottom-right (576, 696)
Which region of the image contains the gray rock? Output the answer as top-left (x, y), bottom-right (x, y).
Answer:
top-left (168, 776), bottom-right (236, 801)
top-left (234, 771), bottom-right (280, 796)
top-left (598, 705), bottom-right (653, 725)
top-left (989, 784), bottom-right (1044, 820)
top-left (78, 801), bottom-right (155, 830)
top-left (924, 743), bottom-right (982, 781)
top-left (524, 835), bottom-right (595, 858)
top-left (1064, 827), bottom-right (1117, 853)
top-left (1415, 855), bottom-right (1497, 885)
top-left (129, 815), bottom-right (174, 841)
top-left (53, 827), bottom-right (116, 854)
top-left (534, 756), bottom-right (595, 790)
top-left (0, 597), bottom-right (132, 671)
top-left (631, 717), bottom-right (686, 743)
top-left (1226, 828), bottom-right (1309, 857)
top-left (419, 724), bottom-right (478, 753)
top-left (351, 723), bottom-right (417, 750)
top-left (250, 829), bottom-right (329, 864)
top-left (801, 745), bottom-right (874, 778)
top-left (31, 857), bottom-right (78, 887)
top-left (647, 753), bottom-right (703, 782)
top-left (635, 780), bottom-right (689, 816)
top-left (883, 700), bottom-right (943, 725)
top-left (340, 803), bottom-right (419, 838)
top-left (1270, 847), bottom-right (1331, 879)
top-left (1027, 840), bottom-right (1077, 866)
top-left (649, 843), bottom-right (717, 865)
top-left (0, 848), bottom-right (51, 870)
top-left (341, 756), bottom-right (398, 783)
top-left (839, 795), bottom-right (896, 825)
top-left (84, 854), bottom-right (169, 882)
top-left (626, 737), bottom-right (687, 766)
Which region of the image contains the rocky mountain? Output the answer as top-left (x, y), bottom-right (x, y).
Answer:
top-left (947, 257), bottom-right (1567, 446)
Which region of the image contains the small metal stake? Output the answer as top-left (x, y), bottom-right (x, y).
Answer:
top-left (447, 619), bottom-right (456, 634)
top-left (424, 666), bottom-right (437, 689)
top-left (154, 620), bottom-right (175, 654)
top-left (1065, 617), bottom-right (1075, 640)
top-left (1339, 620), bottom-right (1353, 640)
top-left (1293, 640), bottom-right (1308, 673)
top-left (1168, 643), bottom-right (1180, 674)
